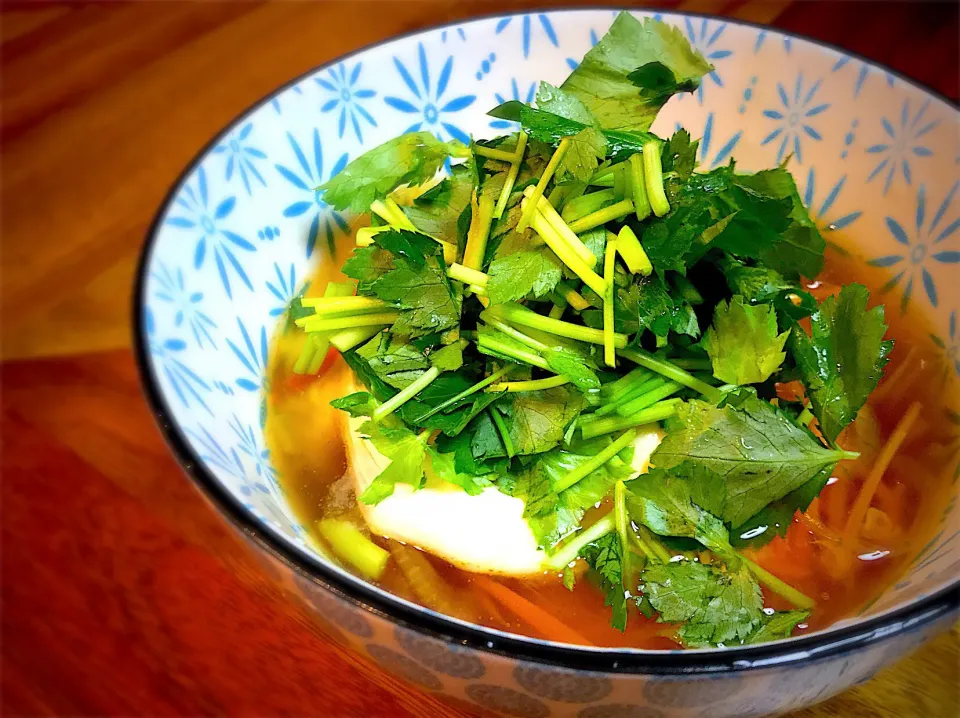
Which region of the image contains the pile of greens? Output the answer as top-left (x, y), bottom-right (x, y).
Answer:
top-left (295, 13), bottom-right (892, 647)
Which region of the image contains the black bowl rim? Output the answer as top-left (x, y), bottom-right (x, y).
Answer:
top-left (132, 6), bottom-right (960, 674)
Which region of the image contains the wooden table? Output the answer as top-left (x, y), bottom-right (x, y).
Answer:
top-left (2, 2), bottom-right (957, 716)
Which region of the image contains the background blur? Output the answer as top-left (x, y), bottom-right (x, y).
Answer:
top-left (2, 1), bottom-right (957, 716)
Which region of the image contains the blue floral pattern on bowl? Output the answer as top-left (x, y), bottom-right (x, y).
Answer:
top-left (137, 10), bottom-right (959, 716)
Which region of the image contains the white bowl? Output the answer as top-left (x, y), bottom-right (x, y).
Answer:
top-left (136, 9), bottom-right (959, 716)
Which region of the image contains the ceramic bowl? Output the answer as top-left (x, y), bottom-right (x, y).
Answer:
top-left (135, 9), bottom-right (960, 717)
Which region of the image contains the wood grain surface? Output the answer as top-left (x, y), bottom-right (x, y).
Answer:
top-left (1, 2), bottom-right (958, 716)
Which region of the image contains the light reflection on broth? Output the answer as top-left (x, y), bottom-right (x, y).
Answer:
top-left (264, 236), bottom-right (958, 648)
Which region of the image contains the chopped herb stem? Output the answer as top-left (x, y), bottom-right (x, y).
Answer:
top-left (561, 189), bottom-right (617, 223)
top-left (567, 199), bottom-right (635, 234)
top-left (384, 197), bottom-right (418, 231)
top-left (603, 238), bottom-right (618, 367)
top-left (447, 263), bottom-right (490, 288)
top-left (299, 311), bottom-right (400, 333)
top-left (579, 399), bottom-right (680, 439)
top-left (548, 303), bottom-right (565, 319)
top-left (613, 164), bottom-right (627, 201)
top-left (293, 335), bottom-right (323, 375)
top-left (302, 295), bottom-right (388, 312)
top-left (329, 325), bottom-right (384, 352)
top-left (602, 366), bottom-right (654, 399)
top-left (553, 429), bottom-right (638, 493)
top-left (629, 153), bottom-right (651, 220)
top-left (642, 141), bottom-right (670, 217)
top-left (478, 332), bottom-right (549, 370)
top-left (668, 357), bottom-right (712, 371)
top-left (493, 131), bottom-right (528, 219)
top-left (372, 366), bottom-right (442, 422)
top-left (617, 380), bottom-right (684, 417)
top-left (369, 199), bottom-right (402, 227)
top-left (483, 316), bottom-right (549, 352)
top-left (317, 519), bottom-right (390, 580)
top-left (518, 137), bottom-right (571, 232)
top-left (306, 337), bottom-right (330, 373)
top-left (474, 144), bottom-right (519, 162)
top-left (529, 208), bottom-right (608, 296)
top-left (489, 407), bottom-right (515, 458)
top-left (544, 514), bottom-right (616, 571)
top-left (524, 186), bottom-right (599, 267)
top-left (636, 523), bottom-right (673, 564)
top-left (356, 225), bottom-right (393, 246)
top-left (468, 283), bottom-right (489, 297)
top-left (414, 365), bottom-right (512, 422)
top-left (561, 286), bottom-right (590, 311)
top-left (615, 225), bottom-right (652, 275)
top-left (488, 375), bottom-right (570, 392)
top-left (595, 375), bottom-right (666, 416)
top-left (619, 347), bottom-right (722, 403)
top-left (741, 556), bottom-right (815, 609)
top-left (490, 302), bottom-right (627, 348)
top-left (463, 192), bottom-right (495, 270)
top-left (614, 479), bottom-right (630, 563)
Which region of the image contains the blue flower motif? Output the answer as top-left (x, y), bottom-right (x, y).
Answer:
top-left (165, 167), bottom-right (255, 299)
top-left (801, 167), bottom-right (861, 232)
top-left (230, 414), bottom-right (278, 488)
top-left (441, 27), bottom-right (467, 43)
top-left (489, 79), bottom-right (536, 130)
top-left (316, 62), bottom-right (377, 143)
top-left (831, 55), bottom-right (894, 98)
top-left (930, 311), bottom-right (960, 378)
top-left (271, 84), bottom-right (303, 114)
top-left (226, 317), bottom-right (269, 392)
top-left (274, 129), bottom-right (349, 258)
top-left (680, 18), bottom-right (732, 103)
top-left (144, 307), bottom-right (211, 415)
top-left (266, 262), bottom-right (308, 317)
top-left (213, 122), bottom-right (267, 195)
top-left (869, 183), bottom-right (959, 311)
top-left (754, 31), bottom-right (792, 53)
top-left (565, 29), bottom-right (598, 71)
top-left (866, 98), bottom-right (938, 195)
top-left (760, 73), bottom-right (830, 164)
top-left (151, 262), bottom-right (218, 349)
top-left (495, 14), bottom-right (558, 59)
top-left (186, 424), bottom-right (244, 478)
top-left (384, 43), bottom-right (476, 144)
top-left (694, 112), bottom-right (741, 170)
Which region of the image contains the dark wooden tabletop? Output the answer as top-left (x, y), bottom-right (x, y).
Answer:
top-left (2, 2), bottom-right (957, 716)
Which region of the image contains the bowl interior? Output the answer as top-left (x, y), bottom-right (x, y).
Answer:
top-left (139, 9), bottom-right (959, 645)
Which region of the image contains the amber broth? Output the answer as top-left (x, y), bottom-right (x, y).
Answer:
top-left (264, 236), bottom-right (958, 648)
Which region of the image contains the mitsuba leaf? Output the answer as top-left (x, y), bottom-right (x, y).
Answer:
top-left (789, 283), bottom-right (893, 443)
top-left (624, 468), bottom-right (735, 561)
top-left (366, 230), bottom-right (462, 338)
top-left (652, 396), bottom-right (848, 526)
top-left (356, 333), bottom-right (430, 389)
top-left (743, 610), bottom-right (810, 644)
top-left (560, 13), bottom-right (712, 131)
top-left (402, 164), bottom-right (475, 243)
top-left (581, 533), bottom-right (628, 631)
top-left (487, 249), bottom-right (563, 305)
top-left (356, 422), bottom-right (429, 504)
top-left (642, 560), bottom-right (764, 646)
top-left (319, 131), bottom-right (467, 212)
top-left (506, 437), bottom-right (634, 548)
top-left (702, 295), bottom-right (789, 385)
